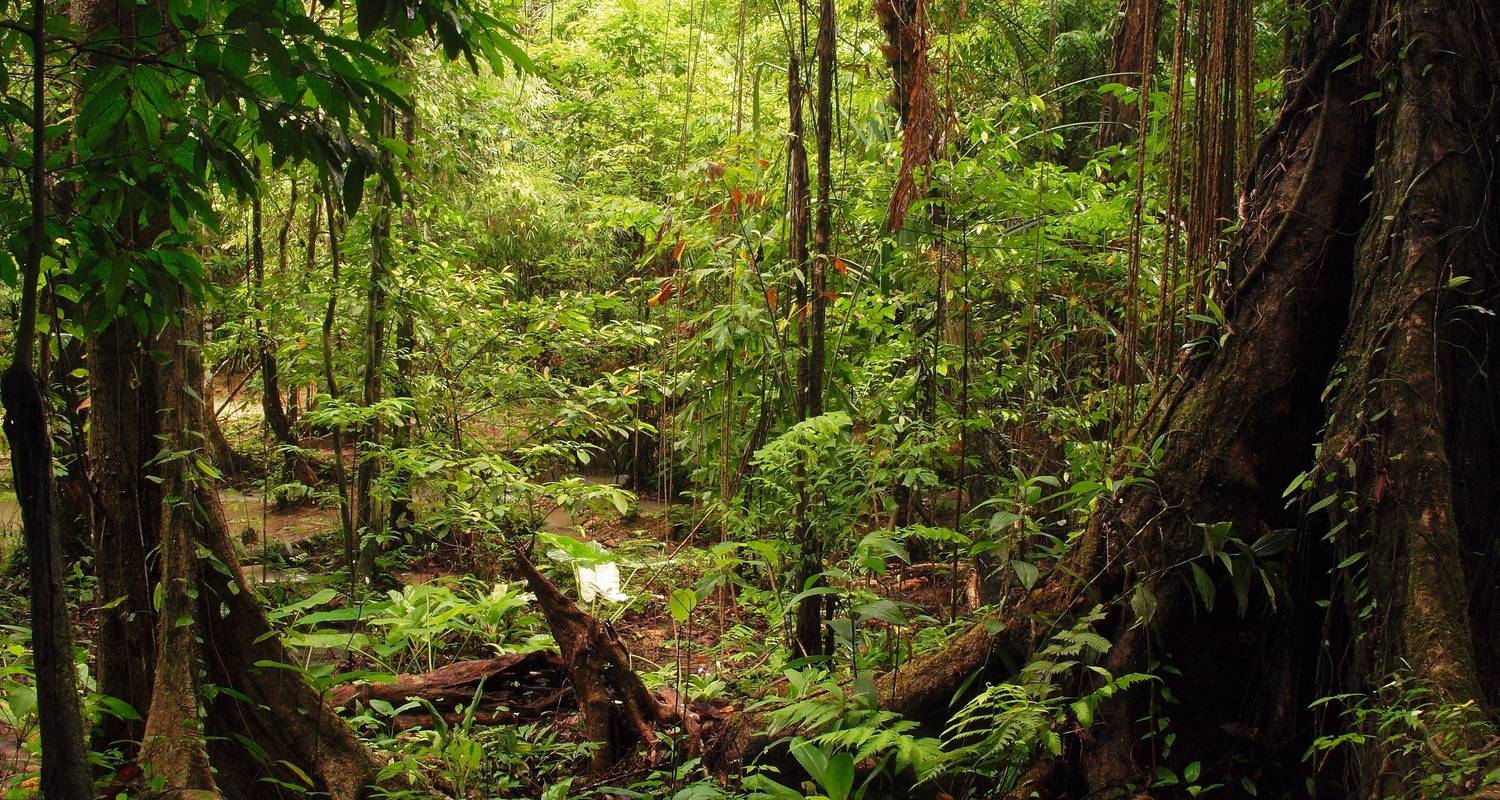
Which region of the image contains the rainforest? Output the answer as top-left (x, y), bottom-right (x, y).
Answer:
top-left (0, 0), bottom-right (1495, 797)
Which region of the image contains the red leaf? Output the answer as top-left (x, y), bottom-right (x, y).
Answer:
top-left (649, 280), bottom-right (674, 307)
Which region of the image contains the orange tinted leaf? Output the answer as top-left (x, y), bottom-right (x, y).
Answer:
top-left (766, 288), bottom-right (778, 310)
top-left (649, 280), bottom-right (674, 307)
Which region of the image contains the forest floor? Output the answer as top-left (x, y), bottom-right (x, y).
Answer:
top-left (0, 383), bottom-right (971, 795)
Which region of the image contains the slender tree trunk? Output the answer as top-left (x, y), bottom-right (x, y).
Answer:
top-left (786, 14), bottom-right (822, 659)
top-left (788, 57), bottom-right (810, 424)
top-left (0, 0), bottom-right (93, 787)
top-left (322, 185), bottom-right (359, 582)
top-left (355, 106), bottom-right (396, 579)
top-left (793, 0), bottom-right (836, 660)
top-left (387, 85), bottom-right (418, 535)
top-left (253, 165), bottom-right (293, 446)
top-left (254, 170), bottom-right (317, 492)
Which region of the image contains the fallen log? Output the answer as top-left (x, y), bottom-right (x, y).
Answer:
top-left (331, 651), bottom-right (572, 730)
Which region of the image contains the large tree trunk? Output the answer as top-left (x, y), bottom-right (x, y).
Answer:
top-left (89, 319), bottom-right (164, 753)
top-left (126, 306), bottom-right (380, 799)
top-left (1314, 3), bottom-right (1500, 792)
top-left (841, 1), bottom-right (1498, 797)
top-left (136, 326), bottom-right (219, 795)
top-left (71, 0), bottom-right (379, 786)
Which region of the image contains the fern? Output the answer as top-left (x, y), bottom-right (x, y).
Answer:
top-left (937, 606), bottom-right (1156, 787)
top-left (813, 711), bottom-right (947, 779)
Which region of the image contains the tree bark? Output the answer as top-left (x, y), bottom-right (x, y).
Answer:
top-left (387, 87), bottom-right (419, 535)
top-left (787, 19), bottom-right (825, 659)
top-left (89, 319), bottom-right (164, 753)
top-left (137, 316), bottom-right (219, 797)
top-left (3, 360), bottom-right (93, 800)
top-left (3, 0), bottom-right (94, 790)
top-left (791, 0), bottom-right (836, 662)
top-left (1313, 4), bottom-right (1500, 792)
top-left (875, 0), bottom-right (943, 232)
top-left (321, 185), bottom-right (359, 578)
top-left (355, 107), bottom-right (396, 580)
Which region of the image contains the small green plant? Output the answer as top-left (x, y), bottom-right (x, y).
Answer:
top-left (753, 667), bottom-right (946, 794)
top-left (942, 607), bottom-right (1156, 790)
top-left (368, 578), bottom-right (546, 672)
top-left (1308, 673), bottom-right (1500, 799)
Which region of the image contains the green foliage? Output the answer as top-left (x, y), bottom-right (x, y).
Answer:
top-left (1309, 674), bottom-right (1500, 800)
top-left (756, 667), bottom-right (946, 791)
top-left (367, 579), bottom-right (548, 671)
top-left (943, 607), bottom-right (1155, 789)
top-left (0, 0), bottom-right (1459, 797)
top-left (266, 578), bottom-right (548, 675)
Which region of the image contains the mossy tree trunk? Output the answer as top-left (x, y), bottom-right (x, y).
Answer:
top-left (115, 305), bottom-right (380, 799)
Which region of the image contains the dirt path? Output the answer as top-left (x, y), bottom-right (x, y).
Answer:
top-left (220, 489), bottom-right (338, 546)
